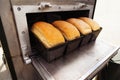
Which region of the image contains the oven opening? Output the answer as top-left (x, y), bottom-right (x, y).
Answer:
top-left (26, 10), bottom-right (90, 56)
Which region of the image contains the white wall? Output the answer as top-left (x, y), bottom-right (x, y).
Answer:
top-left (94, 0), bottom-right (120, 46)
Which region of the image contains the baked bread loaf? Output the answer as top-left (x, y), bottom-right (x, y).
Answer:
top-left (67, 18), bottom-right (92, 35)
top-left (52, 20), bottom-right (80, 41)
top-left (31, 21), bottom-right (65, 48)
top-left (79, 17), bottom-right (100, 31)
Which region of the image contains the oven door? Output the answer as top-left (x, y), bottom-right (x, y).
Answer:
top-left (31, 40), bottom-right (119, 80)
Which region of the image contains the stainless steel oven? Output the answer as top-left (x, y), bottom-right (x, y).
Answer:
top-left (0, 0), bottom-right (119, 80)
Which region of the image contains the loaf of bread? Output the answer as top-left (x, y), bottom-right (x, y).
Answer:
top-left (52, 20), bottom-right (80, 41)
top-left (79, 17), bottom-right (100, 31)
top-left (31, 21), bottom-right (65, 48)
top-left (67, 18), bottom-right (92, 35)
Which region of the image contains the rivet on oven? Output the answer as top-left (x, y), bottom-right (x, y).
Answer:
top-left (73, 7), bottom-right (76, 9)
top-left (58, 6), bottom-right (61, 9)
top-left (25, 53), bottom-right (28, 57)
top-left (38, 7), bottom-right (41, 10)
top-left (17, 7), bottom-right (21, 11)
top-left (22, 31), bottom-right (25, 34)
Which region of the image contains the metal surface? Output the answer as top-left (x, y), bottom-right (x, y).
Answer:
top-left (11, 0), bottom-right (95, 5)
top-left (32, 58), bottom-right (55, 80)
top-left (32, 40), bottom-right (119, 80)
top-left (12, 2), bottom-right (94, 64)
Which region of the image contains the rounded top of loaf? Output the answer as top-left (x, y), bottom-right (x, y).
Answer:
top-left (67, 18), bottom-right (92, 35)
top-left (79, 17), bottom-right (100, 31)
top-left (52, 20), bottom-right (80, 41)
top-left (31, 21), bottom-right (65, 48)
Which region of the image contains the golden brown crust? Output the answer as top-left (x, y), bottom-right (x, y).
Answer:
top-left (31, 21), bottom-right (65, 48)
top-left (79, 17), bottom-right (100, 31)
top-left (67, 18), bottom-right (92, 35)
top-left (52, 20), bottom-right (80, 41)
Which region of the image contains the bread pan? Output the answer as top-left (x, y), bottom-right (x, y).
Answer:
top-left (80, 33), bottom-right (92, 46)
top-left (34, 37), bottom-right (66, 62)
top-left (65, 37), bottom-right (82, 54)
top-left (90, 27), bottom-right (102, 41)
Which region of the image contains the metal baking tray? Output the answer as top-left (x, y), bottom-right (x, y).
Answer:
top-left (65, 37), bottom-right (83, 54)
top-left (33, 35), bottom-right (66, 62)
top-left (80, 33), bottom-right (92, 46)
top-left (90, 27), bottom-right (102, 41)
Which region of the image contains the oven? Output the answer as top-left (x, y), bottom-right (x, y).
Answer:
top-left (0, 0), bottom-right (119, 80)
top-left (12, 0), bottom-right (96, 64)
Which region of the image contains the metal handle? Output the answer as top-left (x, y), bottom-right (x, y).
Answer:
top-left (38, 2), bottom-right (52, 10)
top-left (77, 3), bottom-right (87, 8)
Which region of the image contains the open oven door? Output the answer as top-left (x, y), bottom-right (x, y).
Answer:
top-left (31, 40), bottom-right (119, 80)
